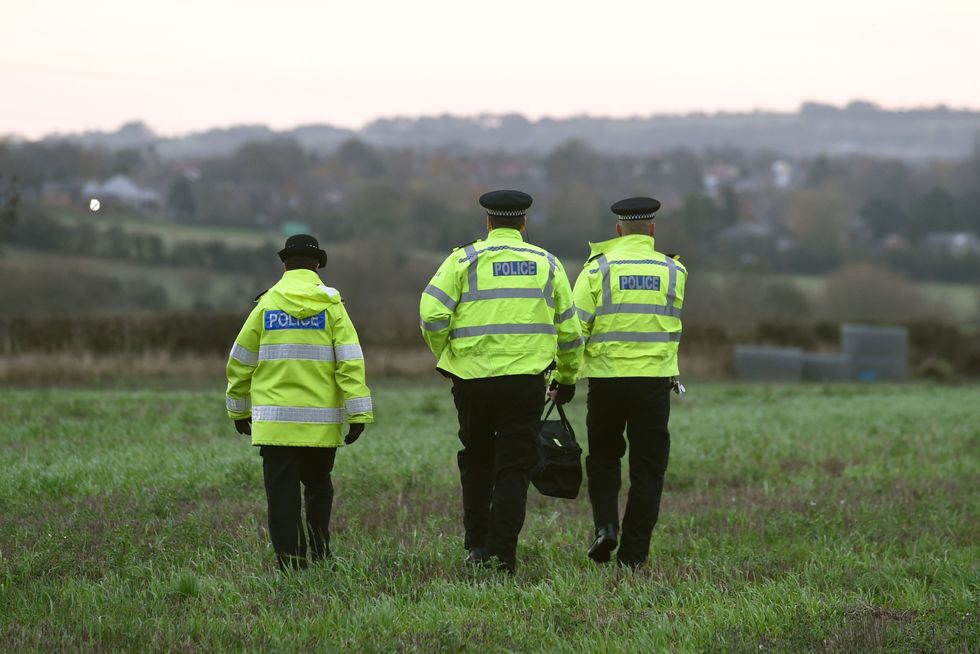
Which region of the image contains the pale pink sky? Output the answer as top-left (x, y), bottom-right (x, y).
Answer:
top-left (2, 0), bottom-right (979, 138)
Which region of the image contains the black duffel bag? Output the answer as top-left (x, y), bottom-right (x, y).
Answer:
top-left (531, 400), bottom-right (583, 499)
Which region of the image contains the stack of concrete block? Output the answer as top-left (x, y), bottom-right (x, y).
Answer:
top-left (801, 353), bottom-right (851, 382)
top-left (734, 324), bottom-right (908, 383)
top-left (841, 324), bottom-right (908, 382)
top-left (734, 346), bottom-right (804, 382)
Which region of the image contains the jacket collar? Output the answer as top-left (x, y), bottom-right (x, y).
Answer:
top-left (588, 234), bottom-right (655, 259)
top-left (487, 227), bottom-right (526, 242)
top-left (280, 268), bottom-right (323, 284)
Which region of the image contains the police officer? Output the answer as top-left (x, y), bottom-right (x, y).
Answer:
top-left (572, 197), bottom-right (686, 569)
top-left (226, 234), bottom-right (374, 571)
top-left (420, 190), bottom-right (583, 573)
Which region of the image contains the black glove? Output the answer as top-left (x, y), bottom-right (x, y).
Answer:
top-left (345, 423), bottom-right (366, 445)
top-left (234, 418), bottom-right (252, 435)
top-left (554, 383), bottom-right (576, 405)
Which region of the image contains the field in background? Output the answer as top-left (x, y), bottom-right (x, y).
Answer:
top-left (1, 247), bottom-right (257, 310)
top-left (1, 383), bottom-right (976, 651)
top-left (0, 243), bottom-right (980, 329)
top-left (55, 211), bottom-right (280, 248)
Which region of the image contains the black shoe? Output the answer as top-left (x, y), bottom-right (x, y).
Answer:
top-left (465, 547), bottom-right (490, 567)
top-left (588, 524), bottom-right (619, 563)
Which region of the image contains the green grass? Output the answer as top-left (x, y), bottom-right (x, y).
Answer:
top-left (1, 383), bottom-right (977, 652)
top-left (698, 271), bottom-right (979, 325)
top-left (56, 211), bottom-right (279, 248)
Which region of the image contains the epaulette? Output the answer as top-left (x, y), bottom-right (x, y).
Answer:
top-left (253, 289), bottom-right (268, 303)
top-left (451, 238), bottom-right (480, 252)
top-left (665, 254), bottom-right (681, 261)
top-left (586, 253), bottom-right (602, 264)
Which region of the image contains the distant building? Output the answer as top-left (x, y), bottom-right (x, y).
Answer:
top-left (81, 175), bottom-right (161, 211)
top-left (702, 162), bottom-right (740, 198)
top-left (39, 181), bottom-right (79, 208)
top-left (771, 160), bottom-right (795, 188)
top-left (924, 232), bottom-right (980, 257)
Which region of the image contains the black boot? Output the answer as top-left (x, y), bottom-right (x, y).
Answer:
top-left (465, 547), bottom-right (490, 567)
top-left (276, 553), bottom-right (308, 573)
top-left (588, 524), bottom-right (619, 563)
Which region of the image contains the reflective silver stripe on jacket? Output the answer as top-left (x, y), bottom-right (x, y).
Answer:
top-left (577, 307), bottom-right (596, 323)
top-left (345, 396), bottom-right (373, 414)
top-left (458, 244), bottom-right (548, 261)
top-left (593, 254), bottom-right (681, 317)
top-left (421, 318), bottom-right (450, 332)
top-left (595, 303), bottom-right (682, 318)
top-left (557, 337), bottom-right (585, 351)
top-left (253, 406), bottom-right (345, 424)
top-left (226, 396), bottom-right (251, 412)
top-left (334, 344), bottom-right (364, 361)
top-left (597, 255), bottom-right (613, 307)
top-left (230, 343), bottom-right (259, 367)
top-left (259, 344), bottom-right (335, 362)
top-left (664, 257), bottom-right (679, 310)
top-left (587, 331), bottom-right (682, 344)
top-left (543, 253), bottom-right (557, 308)
top-left (556, 306), bottom-right (576, 322)
top-left (450, 323), bottom-right (557, 339)
top-left (464, 244), bottom-right (479, 292)
top-left (424, 284), bottom-right (458, 311)
top-left (460, 288), bottom-right (546, 303)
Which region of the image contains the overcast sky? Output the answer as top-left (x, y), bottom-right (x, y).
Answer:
top-left (2, 0), bottom-right (979, 138)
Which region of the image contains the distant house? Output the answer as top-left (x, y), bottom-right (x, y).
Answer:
top-left (924, 232), bottom-right (980, 257)
top-left (81, 175), bottom-right (161, 211)
top-left (771, 160), bottom-right (795, 188)
top-left (40, 181), bottom-right (79, 208)
top-left (702, 162), bottom-right (740, 198)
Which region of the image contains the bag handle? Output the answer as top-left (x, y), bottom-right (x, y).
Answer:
top-left (542, 399), bottom-right (573, 432)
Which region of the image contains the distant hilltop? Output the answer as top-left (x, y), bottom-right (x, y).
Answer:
top-left (17, 101), bottom-right (980, 161)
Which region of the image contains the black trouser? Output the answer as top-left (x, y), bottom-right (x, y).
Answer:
top-left (260, 445), bottom-right (337, 571)
top-left (586, 377), bottom-right (671, 566)
top-left (451, 374), bottom-right (545, 568)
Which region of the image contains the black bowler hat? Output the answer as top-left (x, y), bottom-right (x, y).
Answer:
top-left (611, 197), bottom-right (661, 220)
top-left (278, 234), bottom-right (327, 268)
top-left (479, 190), bottom-right (533, 217)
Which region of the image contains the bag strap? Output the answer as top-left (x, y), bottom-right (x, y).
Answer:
top-left (543, 400), bottom-right (574, 432)
top-left (555, 403), bottom-right (573, 432)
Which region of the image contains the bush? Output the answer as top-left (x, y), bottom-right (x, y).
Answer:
top-left (820, 263), bottom-right (941, 323)
top-left (914, 357), bottom-right (957, 382)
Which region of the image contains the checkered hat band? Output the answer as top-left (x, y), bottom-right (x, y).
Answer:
top-left (618, 212), bottom-right (657, 220)
top-left (486, 209), bottom-right (527, 217)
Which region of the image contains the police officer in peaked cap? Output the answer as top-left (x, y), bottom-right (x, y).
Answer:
top-left (419, 190), bottom-right (584, 574)
top-left (226, 234), bottom-right (374, 572)
top-left (571, 197), bottom-right (687, 569)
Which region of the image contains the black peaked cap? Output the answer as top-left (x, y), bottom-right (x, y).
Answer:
top-left (479, 190), bottom-right (533, 217)
top-left (278, 234), bottom-right (327, 267)
top-left (611, 197), bottom-right (662, 220)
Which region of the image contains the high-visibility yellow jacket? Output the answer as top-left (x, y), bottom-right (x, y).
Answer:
top-left (420, 227), bottom-right (583, 384)
top-left (572, 234), bottom-right (686, 378)
top-left (225, 269), bottom-right (373, 448)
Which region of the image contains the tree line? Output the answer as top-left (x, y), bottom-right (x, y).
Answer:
top-left (1, 137), bottom-right (979, 283)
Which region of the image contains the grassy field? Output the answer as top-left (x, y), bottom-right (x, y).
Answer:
top-left (0, 383), bottom-right (977, 652)
top-left (2, 246), bottom-right (263, 311)
top-left (56, 211), bottom-right (280, 248)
